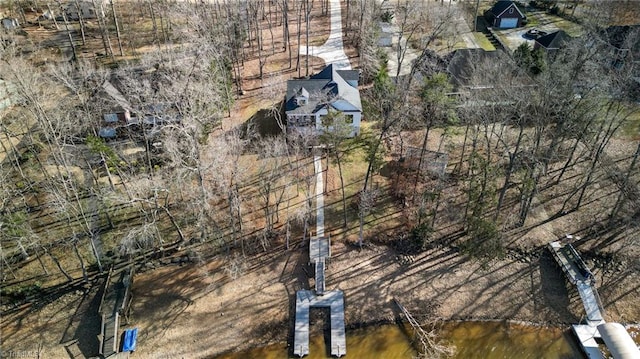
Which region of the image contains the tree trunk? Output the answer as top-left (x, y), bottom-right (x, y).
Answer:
top-left (73, 241), bottom-right (89, 283)
top-left (457, 123), bottom-right (470, 175)
top-left (305, 0), bottom-right (310, 76)
top-left (147, 0), bottom-right (159, 47)
top-left (35, 246), bottom-right (50, 275)
top-left (414, 125), bottom-right (432, 192)
top-left (358, 206), bottom-right (364, 248)
top-left (463, 127), bottom-right (479, 221)
top-left (95, 0), bottom-right (115, 60)
top-left (609, 142), bottom-right (640, 220)
top-left (363, 130), bottom-right (384, 191)
top-left (47, 3), bottom-right (59, 29)
top-left (74, 0), bottom-right (86, 45)
top-left (575, 118), bottom-right (620, 210)
top-left (297, 3), bottom-right (302, 76)
top-left (495, 124), bottom-right (524, 220)
top-left (48, 250), bottom-right (73, 282)
top-left (2, 253), bottom-right (18, 280)
top-left (110, 0), bottom-right (124, 56)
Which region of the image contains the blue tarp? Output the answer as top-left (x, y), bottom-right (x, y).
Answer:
top-left (122, 328), bottom-right (138, 352)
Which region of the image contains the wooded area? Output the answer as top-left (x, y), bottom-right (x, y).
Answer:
top-left (0, 0), bottom-right (639, 356)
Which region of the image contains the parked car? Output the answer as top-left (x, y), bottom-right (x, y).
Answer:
top-left (524, 28), bottom-right (548, 39)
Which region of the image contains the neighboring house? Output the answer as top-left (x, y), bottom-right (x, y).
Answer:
top-left (139, 103), bottom-right (181, 126)
top-left (534, 30), bottom-right (570, 52)
top-left (378, 22), bottom-right (396, 47)
top-left (446, 48), bottom-right (501, 90)
top-left (0, 79), bottom-right (16, 111)
top-left (98, 80), bottom-right (134, 138)
top-left (285, 64), bottom-right (362, 137)
top-left (64, 1), bottom-right (98, 20)
top-left (97, 80), bottom-right (181, 139)
top-left (599, 25), bottom-right (640, 101)
top-left (600, 25), bottom-right (640, 68)
top-left (1, 17), bottom-right (19, 30)
top-left (486, 1), bottom-right (526, 29)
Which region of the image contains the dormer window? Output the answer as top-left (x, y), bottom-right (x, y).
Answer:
top-left (295, 86), bottom-right (309, 106)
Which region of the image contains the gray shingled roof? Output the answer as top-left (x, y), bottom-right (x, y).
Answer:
top-left (286, 64), bottom-right (361, 115)
top-left (489, 1), bottom-right (522, 18)
top-left (535, 30), bottom-right (570, 50)
top-left (446, 48), bottom-right (500, 87)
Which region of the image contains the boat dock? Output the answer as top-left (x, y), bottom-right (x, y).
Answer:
top-left (294, 290), bottom-right (346, 357)
top-left (549, 237), bottom-right (640, 359)
top-left (98, 266), bottom-right (133, 358)
top-left (293, 154), bottom-right (346, 357)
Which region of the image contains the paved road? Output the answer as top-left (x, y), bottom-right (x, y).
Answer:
top-left (299, 0), bottom-right (351, 69)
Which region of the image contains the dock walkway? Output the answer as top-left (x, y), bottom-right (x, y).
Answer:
top-left (98, 266), bottom-right (133, 358)
top-left (548, 240), bottom-right (603, 324)
top-left (293, 154), bottom-right (346, 357)
top-left (549, 239), bottom-right (605, 358)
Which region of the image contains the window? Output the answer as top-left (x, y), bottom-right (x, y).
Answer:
top-left (345, 115), bottom-right (354, 124)
top-left (509, 8), bottom-right (514, 14)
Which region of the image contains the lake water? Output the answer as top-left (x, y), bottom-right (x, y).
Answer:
top-left (214, 321), bottom-right (588, 359)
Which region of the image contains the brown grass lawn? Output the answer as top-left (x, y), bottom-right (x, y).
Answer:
top-left (2, 1), bottom-right (640, 358)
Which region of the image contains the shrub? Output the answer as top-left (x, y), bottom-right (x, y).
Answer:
top-left (460, 217), bottom-right (505, 262)
top-left (380, 11), bottom-right (394, 23)
top-left (410, 222), bottom-right (433, 251)
top-left (1, 282), bottom-right (42, 302)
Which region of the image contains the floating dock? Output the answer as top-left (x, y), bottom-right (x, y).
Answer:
top-left (571, 324), bottom-right (604, 359)
top-left (293, 154), bottom-right (346, 357)
top-left (294, 290), bottom-right (346, 357)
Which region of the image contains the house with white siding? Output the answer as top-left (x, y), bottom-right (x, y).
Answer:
top-left (285, 64), bottom-right (362, 137)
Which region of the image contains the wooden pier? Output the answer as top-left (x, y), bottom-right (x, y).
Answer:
top-left (293, 154), bottom-right (346, 357)
top-left (98, 266), bottom-right (133, 358)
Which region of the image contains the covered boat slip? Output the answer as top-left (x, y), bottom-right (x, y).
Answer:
top-left (598, 323), bottom-right (640, 359)
top-left (572, 323), bottom-right (640, 359)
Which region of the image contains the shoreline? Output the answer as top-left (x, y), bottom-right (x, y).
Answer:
top-left (2, 243), bottom-right (638, 359)
top-left (127, 242), bottom-right (640, 357)
top-left (216, 317), bottom-right (640, 357)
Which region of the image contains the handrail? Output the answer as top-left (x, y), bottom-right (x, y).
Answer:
top-left (97, 266), bottom-right (113, 315)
